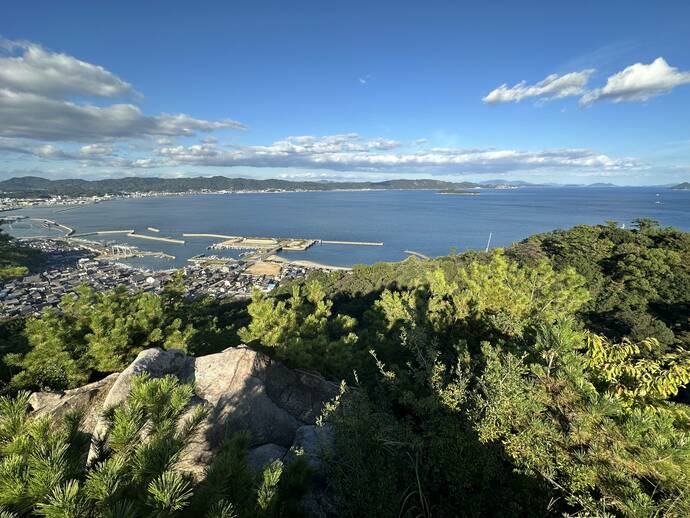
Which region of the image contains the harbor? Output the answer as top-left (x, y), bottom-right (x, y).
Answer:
top-left (3, 214), bottom-right (388, 272)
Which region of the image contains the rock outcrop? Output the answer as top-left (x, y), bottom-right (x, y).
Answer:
top-left (29, 345), bottom-right (339, 482)
top-left (29, 373), bottom-right (119, 435)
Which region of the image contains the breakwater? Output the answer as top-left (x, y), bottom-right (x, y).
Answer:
top-left (129, 233), bottom-right (186, 245)
top-left (320, 240), bottom-right (384, 246)
top-left (183, 233), bottom-right (241, 240)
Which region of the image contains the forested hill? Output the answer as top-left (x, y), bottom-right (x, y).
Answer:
top-left (0, 175), bottom-right (493, 196)
top-left (2, 220), bottom-right (690, 516)
top-left (673, 181), bottom-right (690, 190)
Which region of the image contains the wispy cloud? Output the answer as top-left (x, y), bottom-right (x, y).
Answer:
top-left (580, 57), bottom-right (690, 105)
top-left (151, 134), bottom-right (639, 175)
top-left (0, 132), bottom-right (642, 178)
top-left (483, 70), bottom-right (594, 104)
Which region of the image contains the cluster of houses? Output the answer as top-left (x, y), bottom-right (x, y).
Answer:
top-left (0, 259), bottom-right (172, 318)
top-left (182, 261), bottom-right (312, 298)
top-left (1, 244), bottom-right (315, 318)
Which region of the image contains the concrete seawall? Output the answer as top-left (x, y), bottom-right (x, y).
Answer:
top-left (320, 240), bottom-right (384, 246)
top-left (183, 233), bottom-right (241, 240)
top-left (129, 233), bottom-right (185, 245)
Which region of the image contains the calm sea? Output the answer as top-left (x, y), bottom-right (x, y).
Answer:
top-left (5, 188), bottom-right (690, 269)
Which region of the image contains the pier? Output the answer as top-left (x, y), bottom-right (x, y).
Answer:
top-left (67, 238), bottom-right (175, 261)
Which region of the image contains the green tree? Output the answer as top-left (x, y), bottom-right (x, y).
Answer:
top-left (239, 281), bottom-right (358, 376)
top-left (0, 375), bottom-right (311, 517)
top-left (6, 286), bottom-right (194, 391)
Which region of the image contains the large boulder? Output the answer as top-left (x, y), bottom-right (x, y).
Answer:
top-left (29, 373), bottom-right (119, 436)
top-left (31, 346), bottom-right (340, 482)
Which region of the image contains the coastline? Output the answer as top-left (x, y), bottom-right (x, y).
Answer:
top-left (265, 254), bottom-right (352, 271)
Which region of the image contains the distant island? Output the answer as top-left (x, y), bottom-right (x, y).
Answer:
top-left (672, 182), bottom-right (690, 190)
top-left (0, 175), bottom-right (513, 197)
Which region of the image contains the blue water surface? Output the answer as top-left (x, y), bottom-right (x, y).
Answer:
top-left (5, 188), bottom-right (689, 269)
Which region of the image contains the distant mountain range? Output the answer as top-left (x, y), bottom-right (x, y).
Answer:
top-left (0, 176), bottom-right (508, 196)
top-left (1, 176), bottom-right (686, 197)
top-left (672, 182), bottom-right (690, 190)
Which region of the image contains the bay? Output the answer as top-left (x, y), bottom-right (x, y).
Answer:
top-left (5, 187), bottom-right (690, 270)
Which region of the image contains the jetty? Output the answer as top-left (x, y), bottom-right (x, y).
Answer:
top-left (25, 218), bottom-right (74, 237)
top-left (183, 233), bottom-right (241, 240)
top-left (320, 240), bottom-right (383, 246)
top-left (72, 230), bottom-right (135, 237)
top-left (129, 233), bottom-right (186, 245)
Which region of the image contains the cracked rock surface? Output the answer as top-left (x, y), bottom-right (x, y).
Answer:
top-left (29, 345), bottom-right (339, 481)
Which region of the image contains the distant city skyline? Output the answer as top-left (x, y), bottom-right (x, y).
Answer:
top-left (2, 1), bottom-right (689, 185)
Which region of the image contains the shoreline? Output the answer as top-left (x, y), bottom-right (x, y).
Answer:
top-left (266, 254), bottom-right (352, 271)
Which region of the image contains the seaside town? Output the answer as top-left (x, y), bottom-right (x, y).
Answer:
top-left (0, 235), bottom-right (316, 319)
top-left (0, 191), bottom-right (236, 212)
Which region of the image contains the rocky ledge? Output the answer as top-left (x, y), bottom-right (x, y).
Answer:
top-left (28, 345), bottom-right (339, 483)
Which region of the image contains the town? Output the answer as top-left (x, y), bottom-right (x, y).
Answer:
top-left (0, 238), bottom-right (315, 318)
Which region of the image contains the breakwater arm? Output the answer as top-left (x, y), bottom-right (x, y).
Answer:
top-left (129, 233), bottom-right (185, 245)
top-left (320, 240), bottom-right (384, 246)
top-left (183, 233), bottom-right (241, 240)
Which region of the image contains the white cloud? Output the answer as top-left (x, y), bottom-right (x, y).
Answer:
top-left (153, 134), bottom-right (638, 174)
top-left (1, 132), bottom-right (642, 177)
top-left (365, 138), bottom-right (401, 150)
top-left (80, 144), bottom-right (113, 156)
top-left (483, 69), bottom-right (594, 104)
top-left (580, 57), bottom-right (690, 105)
top-left (0, 88), bottom-right (244, 141)
top-left (0, 40), bottom-right (135, 99)
top-left (0, 38), bottom-right (245, 142)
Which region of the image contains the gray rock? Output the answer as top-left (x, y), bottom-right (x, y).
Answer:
top-left (88, 348), bottom-right (193, 462)
top-left (31, 345), bottom-right (340, 514)
top-left (29, 373), bottom-right (119, 436)
top-left (247, 443), bottom-right (288, 473)
top-left (73, 346), bottom-right (339, 475)
top-left (286, 424), bottom-right (334, 472)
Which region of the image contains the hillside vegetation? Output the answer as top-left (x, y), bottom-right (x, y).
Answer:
top-left (1, 219), bottom-right (690, 516)
top-left (0, 176), bottom-right (493, 197)
top-left (0, 224), bottom-right (44, 281)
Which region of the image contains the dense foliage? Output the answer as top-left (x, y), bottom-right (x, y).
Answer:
top-left (1, 280), bottom-right (247, 394)
top-left (0, 374), bottom-right (310, 517)
top-left (2, 221), bottom-right (690, 516)
top-left (0, 225), bottom-right (43, 281)
top-left (249, 222), bottom-right (690, 516)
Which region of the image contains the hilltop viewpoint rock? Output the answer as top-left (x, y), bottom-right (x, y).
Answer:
top-left (28, 345), bottom-right (340, 512)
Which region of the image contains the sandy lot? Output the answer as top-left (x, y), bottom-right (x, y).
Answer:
top-left (246, 261), bottom-right (283, 276)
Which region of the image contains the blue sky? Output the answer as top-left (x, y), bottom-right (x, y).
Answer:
top-left (1, 0), bottom-right (689, 185)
